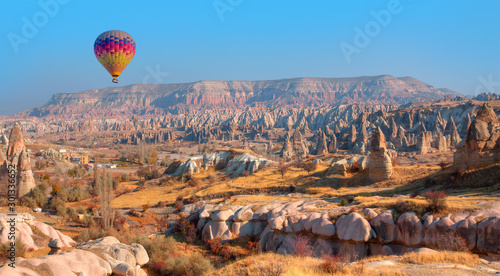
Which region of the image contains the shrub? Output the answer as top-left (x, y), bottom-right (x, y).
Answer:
top-left (246, 240), bottom-right (259, 253)
top-left (56, 203), bottom-right (67, 218)
top-left (136, 236), bottom-right (213, 276)
top-left (207, 237), bottom-right (223, 254)
top-left (254, 256), bottom-right (287, 276)
top-left (424, 191), bottom-right (447, 213)
top-left (439, 161), bottom-right (449, 170)
top-left (219, 243), bottom-right (235, 260)
top-left (303, 162), bottom-right (317, 175)
top-left (67, 207), bottom-right (79, 221)
top-left (121, 174), bottom-right (130, 182)
top-left (187, 177), bottom-right (200, 189)
top-left (394, 200), bottom-right (426, 218)
top-left (67, 186), bottom-right (90, 202)
top-left (82, 215), bottom-right (96, 227)
top-left (291, 234), bottom-right (312, 257)
top-left (137, 166), bottom-right (159, 180)
top-left (320, 254), bottom-right (345, 274)
top-left (15, 238), bottom-right (28, 257)
top-left (142, 204), bottom-right (151, 212)
top-left (166, 253), bottom-right (213, 276)
top-left (276, 162), bottom-right (289, 179)
top-left (76, 206), bottom-right (87, 214)
top-left (21, 197), bottom-right (36, 209)
top-left (51, 195), bottom-right (67, 217)
top-left (174, 196), bottom-right (184, 212)
top-left (51, 183), bottom-right (63, 196)
top-left (339, 198), bottom-right (348, 206)
top-left (156, 214), bottom-right (169, 232)
top-left (77, 225), bottom-right (106, 242)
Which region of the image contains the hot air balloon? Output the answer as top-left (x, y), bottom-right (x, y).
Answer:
top-left (94, 30), bottom-right (136, 83)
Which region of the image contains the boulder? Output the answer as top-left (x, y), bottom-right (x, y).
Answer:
top-left (233, 206), bottom-right (254, 221)
top-left (288, 213), bottom-right (308, 232)
top-left (477, 216), bottom-right (500, 254)
top-left (370, 211), bottom-right (396, 243)
top-left (362, 208), bottom-right (378, 220)
top-left (253, 203), bottom-right (282, 220)
top-left (202, 221), bottom-right (233, 241)
top-left (456, 217), bottom-right (477, 249)
top-left (396, 212), bottom-right (423, 246)
top-left (231, 221), bottom-right (255, 237)
top-left (0, 249), bottom-right (112, 276)
top-left (269, 215), bottom-right (286, 231)
top-left (212, 209), bottom-right (234, 222)
top-left (48, 239), bottom-right (63, 255)
top-left (311, 217), bottom-right (336, 237)
top-left (381, 245), bottom-right (394, 256)
top-left (336, 212), bottom-right (373, 242)
top-left (304, 212), bottom-right (323, 233)
top-left (77, 236), bottom-right (149, 267)
top-left (313, 238), bottom-right (334, 257)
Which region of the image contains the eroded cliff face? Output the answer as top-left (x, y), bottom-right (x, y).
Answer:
top-left (17, 75), bottom-right (459, 119)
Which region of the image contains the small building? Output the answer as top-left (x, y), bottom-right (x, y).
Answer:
top-left (61, 153), bottom-right (89, 165)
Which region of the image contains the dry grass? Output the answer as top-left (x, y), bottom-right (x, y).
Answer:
top-left (208, 252), bottom-right (398, 276)
top-left (113, 163), bottom-right (329, 208)
top-left (207, 253), bottom-right (323, 276)
top-left (400, 251), bottom-right (480, 267)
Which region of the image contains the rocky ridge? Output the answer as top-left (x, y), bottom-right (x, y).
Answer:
top-left (18, 75), bottom-right (460, 118)
top-left (181, 200), bottom-right (500, 258)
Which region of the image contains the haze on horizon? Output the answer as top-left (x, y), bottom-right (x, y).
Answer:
top-left (1, 0), bottom-right (499, 115)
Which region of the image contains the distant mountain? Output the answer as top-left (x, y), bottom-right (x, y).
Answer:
top-left (18, 75), bottom-right (460, 118)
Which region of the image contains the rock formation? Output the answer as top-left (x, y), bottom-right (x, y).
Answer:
top-left (326, 156), bottom-right (368, 176)
top-left (181, 200), bottom-right (500, 258)
top-left (453, 103), bottom-right (500, 169)
top-left (0, 213), bottom-right (75, 250)
top-left (466, 103), bottom-right (499, 149)
top-left (417, 131), bottom-right (431, 154)
top-left (281, 129), bottom-right (309, 158)
top-left (368, 127), bottom-right (393, 182)
top-left (316, 130), bottom-right (328, 155)
top-left (0, 123), bottom-right (36, 197)
top-left (0, 232), bottom-right (149, 276)
top-left (42, 148), bottom-right (63, 160)
top-left (166, 151), bottom-right (273, 178)
top-left (444, 116), bottom-right (462, 146)
top-left (328, 134), bottom-right (337, 153)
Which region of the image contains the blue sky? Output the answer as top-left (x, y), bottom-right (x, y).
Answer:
top-left (1, 0), bottom-right (499, 115)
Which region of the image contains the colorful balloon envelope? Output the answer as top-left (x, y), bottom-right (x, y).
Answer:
top-left (94, 30), bottom-right (136, 83)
